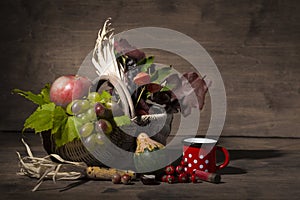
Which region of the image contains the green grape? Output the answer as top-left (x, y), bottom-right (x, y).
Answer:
top-left (79, 122), bottom-right (94, 137)
top-left (84, 134), bottom-right (96, 150)
top-left (94, 133), bottom-right (105, 145)
top-left (76, 113), bottom-right (90, 124)
top-left (84, 133), bottom-right (104, 147)
top-left (66, 100), bottom-right (76, 115)
top-left (70, 100), bottom-right (90, 115)
top-left (73, 115), bottom-right (84, 127)
top-left (85, 107), bottom-right (97, 122)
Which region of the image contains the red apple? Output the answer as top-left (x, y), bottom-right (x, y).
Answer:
top-left (50, 75), bottom-right (91, 107)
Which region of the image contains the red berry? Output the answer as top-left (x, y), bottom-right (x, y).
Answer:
top-left (178, 173), bottom-right (188, 183)
top-left (191, 174), bottom-right (202, 183)
top-left (111, 174), bottom-right (121, 184)
top-left (176, 165), bottom-right (184, 174)
top-left (165, 165), bottom-right (175, 175)
top-left (121, 174), bottom-right (131, 185)
top-left (166, 175), bottom-right (175, 184)
top-left (161, 175), bottom-right (168, 182)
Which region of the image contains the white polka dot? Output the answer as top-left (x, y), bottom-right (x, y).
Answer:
top-left (199, 155), bottom-right (204, 159)
top-left (188, 163), bottom-right (192, 168)
top-left (184, 158), bottom-right (188, 162)
top-left (188, 154), bottom-right (192, 158)
top-left (193, 159), bottom-right (198, 164)
top-left (205, 169), bottom-right (208, 172)
top-left (183, 152), bottom-right (185, 156)
top-left (199, 164), bottom-right (204, 169)
top-left (184, 167), bottom-right (187, 171)
top-left (205, 160), bottom-right (209, 164)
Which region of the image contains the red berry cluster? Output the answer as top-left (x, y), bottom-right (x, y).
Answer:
top-left (161, 160), bottom-right (201, 184)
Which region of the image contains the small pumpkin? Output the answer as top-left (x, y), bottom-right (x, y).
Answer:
top-left (134, 133), bottom-right (165, 173)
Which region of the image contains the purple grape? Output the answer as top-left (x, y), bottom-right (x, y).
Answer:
top-left (94, 102), bottom-right (106, 117)
top-left (95, 119), bottom-right (113, 134)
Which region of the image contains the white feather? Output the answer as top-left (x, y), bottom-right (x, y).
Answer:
top-left (92, 18), bottom-right (123, 80)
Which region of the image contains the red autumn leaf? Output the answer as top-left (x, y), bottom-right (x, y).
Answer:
top-left (182, 72), bottom-right (208, 110)
top-left (134, 72), bottom-right (151, 86)
top-left (114, 39), bottom-right (145, 61)
top-left (165, 72), bottom-right (209, 116)
top-left (146, 83), bottom-right (163, 93)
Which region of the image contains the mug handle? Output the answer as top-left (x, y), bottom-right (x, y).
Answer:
top-left (216, 146), bottom-right (230, 170)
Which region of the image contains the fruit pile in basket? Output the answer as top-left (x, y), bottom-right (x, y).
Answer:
top-left (13, 75), bottom-right (129, 149)
top-left (13, 18), bottom-right (210, 178)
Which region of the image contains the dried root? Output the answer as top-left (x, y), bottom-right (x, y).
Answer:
top-left (16, 139), bottom-right (87, 191)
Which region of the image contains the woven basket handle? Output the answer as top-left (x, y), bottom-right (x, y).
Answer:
top-left (96, 74), bottom-right (169, 126)
top-left (131, 113), bottom-right (168, 126)
top-left (96, 74), bottom-right (135, 118)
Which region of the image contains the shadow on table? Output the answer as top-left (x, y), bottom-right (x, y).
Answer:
top-left (226, 149), bottom-right (283, 160)
top-left (217, 149), bottom-right (283, 175)
top-left (218, 166), bottom-right (247, 175)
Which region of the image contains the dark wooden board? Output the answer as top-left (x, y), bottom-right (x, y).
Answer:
top-left (0, 0), bottom-right (299, 137)
top-left (0, 131), bottom-right (299, 199)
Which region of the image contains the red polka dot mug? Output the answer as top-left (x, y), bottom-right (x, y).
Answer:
top-left (182, 138), bottom-right (230, 174)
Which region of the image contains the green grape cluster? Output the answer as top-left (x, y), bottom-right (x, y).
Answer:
top-left (66, 92), bottom-right (114, 146)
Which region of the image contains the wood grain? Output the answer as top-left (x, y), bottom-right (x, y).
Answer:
top-left (1, 132), bottom-right (299, 199)
top-left (0, 0), bottom-right (299, 137)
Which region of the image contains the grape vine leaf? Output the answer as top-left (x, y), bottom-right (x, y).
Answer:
top-left (138, 56), bottom-right (154, 73)
top-left (12, 84), bottom-right (51, 106)
top-left (40, 102), bottom-right (56, 111)
top-left (114, 115), bottom-right (131, 127)
top-left (23, 103), bottom-right (56, 133)
top-left (99, 90), bottom-right (112, 104)
top-left (150, 67), bottom-right (172, 83)
top-left (51, 106), bottom-right (68, 135)
top-left (160, 84), bottom-right (177, 92)
top-left (40, 83), bottom-right (51, 103)
top-left (54, 116), bottom-right (80, 147)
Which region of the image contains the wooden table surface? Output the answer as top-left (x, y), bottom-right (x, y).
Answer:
top-left (1, 131), bottom-right (299, 200)
top-left (1, 1), bottom-right (299, 199)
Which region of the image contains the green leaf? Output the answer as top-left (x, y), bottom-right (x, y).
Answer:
top-left (23, 109), bottom-right (53, 133)
top-left (114, 115), bottom-right (131, 127)
top-left (40, 83), bottom-right (51, 103)
top-left (12, 83), bottom-right (51, 106)
top-left (150, 67), bottom-right (172, 83)
top-left (41, 102), bottom-right (56, 111)
top-left (160, 86), bottom-right (171, 92)
top-left (138, 56), bottom-right (154, 73)
top-left (22, 103), bottom-right (56, 133)
top-left (12, 89), bottom-right (47, 106)
top-left (99, 90), bottom-right (112, 104)
top-left (51, 106), bottom-right (68, 135)
top-left (54, 116), bottom-right (80, 148)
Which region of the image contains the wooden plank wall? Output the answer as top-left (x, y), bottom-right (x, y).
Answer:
top-left (0, 0), bottom-right (299, 137)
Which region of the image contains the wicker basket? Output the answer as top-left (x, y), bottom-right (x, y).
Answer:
top-left (41, 113), bottom-right (173, 167)
top-left (41, 126), bottom-right (137, 167)
top-left (40, 74), bottom-right (173, 167)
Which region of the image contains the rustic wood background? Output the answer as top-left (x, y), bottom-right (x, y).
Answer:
top-left (0, 0), bottom-right (299, 137)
